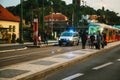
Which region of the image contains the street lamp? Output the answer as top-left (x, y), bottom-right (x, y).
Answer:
top-left (40, 0), bottom-right (46, 42)
top-left (50, 1), bottom-right (54, 37)
top-left (20, 0), bottom-right (23, 43)
top-left (42, 0), bottom-right (44, 36)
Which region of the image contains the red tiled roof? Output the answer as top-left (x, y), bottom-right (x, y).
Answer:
top-left (89, 15), bottom-right (98, 20)
top-left (44, 13), bottom-right (68, 21)
top-left (0, 5), bottom-right (20, 22)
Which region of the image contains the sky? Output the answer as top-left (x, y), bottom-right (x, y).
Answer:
top-left (0, 0), bottom-right (120, 16)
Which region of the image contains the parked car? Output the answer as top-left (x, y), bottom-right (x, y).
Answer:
top-left (58, 31), bottom-right (80, 46)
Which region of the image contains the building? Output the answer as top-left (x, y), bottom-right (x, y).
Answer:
top-left (73, 0), bottom-right (81, 6)
top-left (89, 15), bottom-right (99, 22)
top-left (0, 5), bottom-right (20, 43)
top-left (44, 13), bottom-right (68, 22)
top-left (44, 13), bottom-right (68, 37)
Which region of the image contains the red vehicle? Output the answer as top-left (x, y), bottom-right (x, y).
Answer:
top-left (88, 22), bottom-right (120, 43)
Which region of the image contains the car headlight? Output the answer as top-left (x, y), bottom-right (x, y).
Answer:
top-left (69, 37), bottom-right (73, 41)
top-left (59, 38), bottom-right (61, 40)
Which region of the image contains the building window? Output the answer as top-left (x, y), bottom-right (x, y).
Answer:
top-left (9, 25), bottom-right (12, 32)
top-left (0, 24), bottom-right (3, 28)
top-left (13, 26), bottom-right (15, 32)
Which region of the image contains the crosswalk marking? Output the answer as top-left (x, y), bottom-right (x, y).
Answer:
top-left (62, 73), bottom-right (84, 80)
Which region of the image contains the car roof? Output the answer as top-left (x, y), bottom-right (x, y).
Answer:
top-left (62, 31), bottom-right (78, 33)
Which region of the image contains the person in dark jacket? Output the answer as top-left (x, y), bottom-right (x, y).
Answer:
top-left (12, 33), bottom-right (16, 43)
top-left (43, 30), bottom-right (48, 45)
top-left (90, 33), bottom-right (95, 48)
top-left (81, 30), bottom-right (88, 49)
top-left (102, 31), bottom-right (107, 46)
top-left (96, 31), bottom-right (102, 49)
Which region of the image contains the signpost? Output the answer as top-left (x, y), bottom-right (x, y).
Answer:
top-left (33, 18), bottom-right (38, 46)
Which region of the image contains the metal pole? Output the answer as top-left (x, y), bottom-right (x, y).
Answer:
top-left (20, 0), bottom-right (23, 43)
top-left (42, 0), bottom-right (44, 38)
top-left (51, 1), bottom-right (54, 37)
top-left (42, 0), bottom-right (44, 40)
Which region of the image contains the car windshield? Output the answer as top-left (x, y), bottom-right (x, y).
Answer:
top-left (61, 32), bottom-right (73, 36)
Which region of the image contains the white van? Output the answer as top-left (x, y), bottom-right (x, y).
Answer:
top-left (58, 31), bottom-right (80, 46)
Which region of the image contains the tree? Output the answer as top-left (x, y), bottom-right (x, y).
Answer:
top-left (6, 0), bottom-right (120, 41)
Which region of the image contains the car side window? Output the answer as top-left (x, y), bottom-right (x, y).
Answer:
top-left (73, 33), bottom-right (78, 37)
top-left (73, 34), bottom-right (76, 37)
top-left (76, 33), bottom-right (79, 37)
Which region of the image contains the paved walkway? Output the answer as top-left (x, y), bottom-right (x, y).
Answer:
top-left (0, 40), bottom-right (58, 53)
top-left (0, 41), bottom-right (120, 80)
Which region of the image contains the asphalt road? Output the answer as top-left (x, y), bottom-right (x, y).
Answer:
top-left (0, 44), bottom-right (83, 68)
top-left (40, 45), bottom-right (120, 80)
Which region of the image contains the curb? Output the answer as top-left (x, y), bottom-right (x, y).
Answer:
top-left (0, 43), bottom-right (56, 53)
top-left (0, 47), bottom-right (28, 53)
top-left (26, 44), bottom-right (55, 48)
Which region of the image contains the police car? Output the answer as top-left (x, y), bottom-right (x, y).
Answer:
top-left (58, 31), bottom-right (80, 46)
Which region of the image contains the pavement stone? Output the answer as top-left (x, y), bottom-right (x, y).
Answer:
top-left (0, 40), bottom-right (58, 53)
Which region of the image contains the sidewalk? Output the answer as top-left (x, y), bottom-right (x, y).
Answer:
top-left (0, 40), bottom-right (58, 53)
top-left (0, 41), bottom-right (120, 80)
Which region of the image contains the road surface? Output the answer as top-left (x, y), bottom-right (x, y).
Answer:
top-left (0, 44), bottom-right (83, 68)
top-left (40, 46), bottom-right (120, 80)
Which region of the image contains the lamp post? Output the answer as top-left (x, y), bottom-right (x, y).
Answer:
top-left (40, 0), bottom-right (46, 41)
top-left (50, 1), bottom-right (54, 37)
top-left (20, 0), bottom-right (23, 43)
top-left (42, 0), bottom-right (44, 38)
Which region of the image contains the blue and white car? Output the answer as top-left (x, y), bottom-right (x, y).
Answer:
top-left (58, 31), bottom-right (80, 46)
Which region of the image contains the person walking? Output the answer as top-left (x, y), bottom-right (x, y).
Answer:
top-left (90, 33), bottom-right (95, 48)
top-left (43, 30), bottom-right (48, 45)
top-left (38, 34), bottom-right (41, 45)
top-left (12, 33), bottom-right (16, 43)
top-left (101, 32), bottom-right (105, 48)
top-left (96, 31), bottom-right (102, 49)
top-left (81, 30), bottom-right (88, 49)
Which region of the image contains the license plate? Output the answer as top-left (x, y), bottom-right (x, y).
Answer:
top-left (63, 42), bottom-right (66, 45)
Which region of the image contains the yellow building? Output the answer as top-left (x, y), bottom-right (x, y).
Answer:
top-left (0, 5), bottom-right (20, 43)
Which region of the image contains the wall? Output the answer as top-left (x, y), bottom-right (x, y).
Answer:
top-left (0, 20), bottom-right (20, 40)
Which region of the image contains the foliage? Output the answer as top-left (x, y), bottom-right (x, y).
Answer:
top-left (6, 0), bottom-right (120, 41)
top-left (7, 0), bottom-right (120, 25)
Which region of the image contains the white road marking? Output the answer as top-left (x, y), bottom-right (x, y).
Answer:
top-left (62, 73), bottom-right (84, 80)
top-left (92, 62), bottom-right (113, 70)
top-left (117, 59), bottom-right (120, 61)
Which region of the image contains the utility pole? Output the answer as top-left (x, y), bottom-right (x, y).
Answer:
top-left (42, 0), bottom-right (44, 40)
top-left (72, 0), bottom-right (81, 28)
top-left (20, 0), bottom-right (24, 43)
top-left (51, 1), bottom-right (54, 38)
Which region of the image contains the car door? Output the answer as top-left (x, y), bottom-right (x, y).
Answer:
top-left (73, 33), bottom-right (79, 44)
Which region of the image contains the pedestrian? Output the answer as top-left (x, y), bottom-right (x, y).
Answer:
top-left (81, 30), bottom-right (88, 49)
top-left (101, 32), bottom-right (105, 48)
top-left (95, 31), bottom-right (102, 49)
top-left (12, 33), bottom-right (16, 43)
top-left (43, 30), bottom-right (48, 45)
top-left (103, 31), bottom-right (107, 46)
top-left (38, 34), bottom-right (41, 45)
top-left (90, 33), bottom-right (95, 48)
top-left (88, 38), bottom-right (91, 48)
